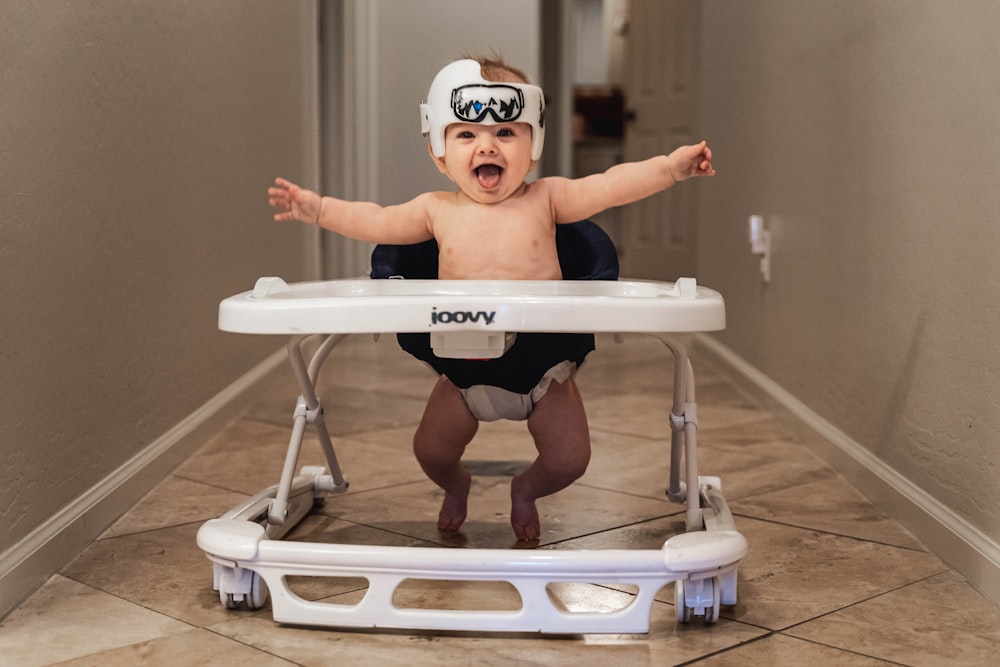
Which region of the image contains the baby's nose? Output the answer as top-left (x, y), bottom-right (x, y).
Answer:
top-left (476, 135), bottom-right (498, 153)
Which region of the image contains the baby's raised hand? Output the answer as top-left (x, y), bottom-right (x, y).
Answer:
top-left (669, 141), bottom-right (716, 181)
top-left (268, 177), bottom-right (321, 224)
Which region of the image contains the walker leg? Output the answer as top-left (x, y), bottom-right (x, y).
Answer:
top-left (667, 427), bottom-right (686, 503)
top-left (269, 334), bottom-right (350, 524)
top-left (658, 335), bottom-right (701, 529)
top-left (684, 419), bottom-right (701, 531)
top-left (682, 358), bottom-right (702, 531)
top-left (312, 416), bottom-right (347, 490)
top-left (663, 335), bottom-right (688, 503)
top-left (269, 408), bottom-right (308, 525)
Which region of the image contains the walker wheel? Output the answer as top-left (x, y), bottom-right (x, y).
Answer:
top-left (245, 572), bottom-right (269, 610)
top-left (675, 576), bottom-right (721, 624)
top-left (675, 580), bottom-right (692, 623)
top-left (705, 577), bottom-right (721, 624)
top-left (221, 589), bottom-right (240, 610)
top-left (218, 572), bottom-right (268, 610)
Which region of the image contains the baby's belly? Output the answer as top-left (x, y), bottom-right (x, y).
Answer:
top-left (438, 260), bottom-right (562, 281)
top-left (438, 247), bottom-right (562, 280)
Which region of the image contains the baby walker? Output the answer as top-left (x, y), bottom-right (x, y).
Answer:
top-left (197, 223), bottom-right (746, 634)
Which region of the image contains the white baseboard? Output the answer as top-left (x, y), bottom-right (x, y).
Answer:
top-left (695, 334), bottom-right (1000, 606)
top-left (0, 348), bottom-right (286, 619)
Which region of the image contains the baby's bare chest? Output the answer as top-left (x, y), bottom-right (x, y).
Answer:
top-left (432, 209), bottom-right (560, 279)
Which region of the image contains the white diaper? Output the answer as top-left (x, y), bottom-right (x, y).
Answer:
top-left (457, 360), bottom-right (577, 422)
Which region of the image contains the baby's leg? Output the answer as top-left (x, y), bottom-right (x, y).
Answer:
top-left (413, 376), bottom-right (479, 532)
top-left (512, 378), bottom-right (591, 541)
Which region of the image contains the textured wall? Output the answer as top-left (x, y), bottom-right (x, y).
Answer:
top-left (0, 2), bottom-right (316, 554)
top-left (698, 1), bottom-right (999, 559)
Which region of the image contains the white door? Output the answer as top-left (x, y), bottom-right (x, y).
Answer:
top-left (620, 0), bottom-right (701, 280)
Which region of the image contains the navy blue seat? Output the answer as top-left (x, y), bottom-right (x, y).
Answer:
top-left (370, 220), bottom-right (619, 395)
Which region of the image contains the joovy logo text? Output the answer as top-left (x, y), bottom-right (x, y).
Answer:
top-left (430, 307), bottom-right (497, 326)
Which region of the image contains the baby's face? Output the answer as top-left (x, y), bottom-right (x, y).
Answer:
top-left (431, 121), bottom-right (536, 204)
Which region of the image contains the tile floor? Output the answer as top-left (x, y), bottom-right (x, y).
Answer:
top-left (3, 334), bottom-right (999, 666)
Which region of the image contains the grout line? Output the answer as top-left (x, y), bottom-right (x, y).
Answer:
top-left (777, 570), bottom-right (951, 637)
top-left (671, 633), bottom-right (778, 666)
top-left (729, 511), bottom-right (940, 554)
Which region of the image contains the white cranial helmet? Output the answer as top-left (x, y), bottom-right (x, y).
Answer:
top-left (420, 59), bottom-right (545, 161)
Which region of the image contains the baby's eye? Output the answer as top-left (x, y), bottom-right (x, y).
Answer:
top-left (497, 128), bottom-right (515, 137)
top-left (457, 130), bottom-right (475, 139)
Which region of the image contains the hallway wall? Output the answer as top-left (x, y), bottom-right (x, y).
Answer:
top-left (0, 1), bottom-right (320, 614)
top-left (697, 0), bottom-right (999, 601)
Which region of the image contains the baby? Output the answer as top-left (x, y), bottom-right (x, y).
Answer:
top-left (269, 57), bottom-right (715, 541)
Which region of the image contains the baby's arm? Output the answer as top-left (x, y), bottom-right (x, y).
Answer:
top-left (547, 141), bottom-right (715, 223)
top-left (268, 177), bottom-right (434, 245)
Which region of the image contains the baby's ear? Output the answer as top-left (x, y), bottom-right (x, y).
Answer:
top-left (428, 143), bottom-right (449, 175)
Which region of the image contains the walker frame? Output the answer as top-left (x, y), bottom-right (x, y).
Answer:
top-left (197, 276), bottom-right (745, 633)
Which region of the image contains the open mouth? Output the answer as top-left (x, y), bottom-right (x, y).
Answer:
top-left (475, 164), bottom-right (503, 189)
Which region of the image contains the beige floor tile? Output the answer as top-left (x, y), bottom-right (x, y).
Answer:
top-left (697, 416), bottom-right (812, 457)
top-left (349, 419), bottom-right (539, 465)
top-left (578, 430), bottom-right (684, 500)
top-left (317, 474), bottom-right (676, 548)
top-left (244, 383), bottom-right (429, 434)
top-left (560, 514), bottom-right (948, 631)
top-left (100, 475), bottom-right (250, 539)
top-left (557, 514), bottom-right (690, 552)
top-left (724, 517), bottom-right (947, 630)
top-left (585, 333), bottom-right (730, 375)
top-left (208, 594), bottom-right (766, 667)
top-left (0, 576), bottom-right (192, 667)
top-left (585, 393), bottom-right (768, 441)
top-left (173, 419), bottom-right (336, 495)
top-left (262, 355), bottom-right (437, 405)
top-left (321, 436), bottom-right (428, 493)
top-left (61, 522), bottom-right (269, 628)
top-left (730, 475), bottom-right (926, 550)
top-left (580, 424), bottom-right (834, 505)
top-left (581, 356), bottom-right (679, 397)
top-left (694, 633), bottom-right (895, 665)
top-left (174, 418), bottom-right (429, 497)
top-left (787, 571), bottom-right (1000, 666)
top-left (238, 337), bottom-right (433, 431)
top-left (582, 358), bottom-right (751, 407)
top-left (51, 627), bottom-right (297, 666)
top-left (264, 333), bottom-right (432, 387)
top-left (695, 441), bottom-right (835, 503)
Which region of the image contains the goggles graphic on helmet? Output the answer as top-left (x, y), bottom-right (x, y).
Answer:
top-left (421, 59), bottom-right (545, 161)
top-left (452, 84), bottom-right (526, 123)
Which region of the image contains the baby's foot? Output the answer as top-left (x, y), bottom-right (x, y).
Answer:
top-left (437, 470), bottom-right (471, 533)
top-left (510, 477), bottom-right (541, 542)
top-left (437, 492), bottom-right (468, 532)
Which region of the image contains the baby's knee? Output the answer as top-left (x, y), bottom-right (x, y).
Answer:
top-left (541, 443), bottom-right (591, 485)
top-left (413, 427), bottom-right (471, 469)
top-left (565, 447), bottom-right (591, 482)
top-left (412, 432), bottom-right (445, 466)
